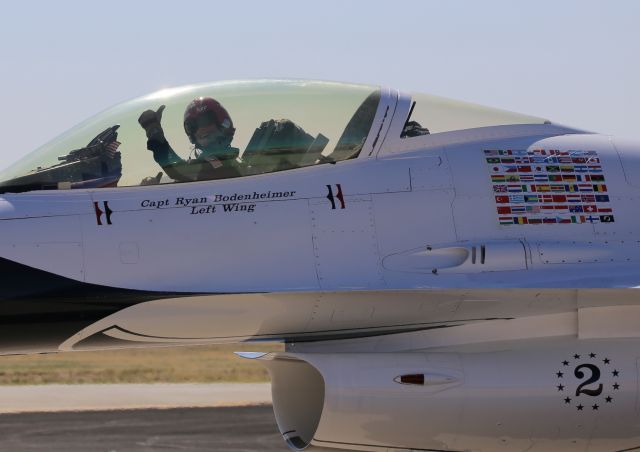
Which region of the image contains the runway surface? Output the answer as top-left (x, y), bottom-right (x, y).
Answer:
top-left (0, 384), bottom-right (288, 451)
top-left (0, 405), bottom-right (289, 451)
top-left (0, 383), bottom-right (272, 413)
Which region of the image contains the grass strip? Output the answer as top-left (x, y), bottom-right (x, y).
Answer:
top-left (0, 343), bottom-right (282, 385)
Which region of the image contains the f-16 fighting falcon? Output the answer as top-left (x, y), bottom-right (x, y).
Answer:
top-left (0, 79), bottom-right (638, 451)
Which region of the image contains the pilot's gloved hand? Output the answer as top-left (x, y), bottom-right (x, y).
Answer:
top-left (138, 105), bottom-right (166, 142)
top-left (140, 172), bottom-right (163, 185)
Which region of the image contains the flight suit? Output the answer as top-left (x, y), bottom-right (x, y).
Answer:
top-left (147, 138), bottom-right (240, 182)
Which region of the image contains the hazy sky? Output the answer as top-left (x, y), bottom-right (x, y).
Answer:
top-left (0, 0), bottom-right (638, 170)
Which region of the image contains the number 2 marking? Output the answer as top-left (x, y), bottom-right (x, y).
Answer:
top-left (575, 364), bottom-right (603, 397)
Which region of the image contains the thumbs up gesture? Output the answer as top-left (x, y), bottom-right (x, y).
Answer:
top-left (138, 105), bottom-right (166, 142)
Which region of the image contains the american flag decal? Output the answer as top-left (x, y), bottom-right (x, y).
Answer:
top-left (485, 149), bottom-right (614, 225)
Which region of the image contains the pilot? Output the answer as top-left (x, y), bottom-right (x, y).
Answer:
top-left (138, 97), bottom-right (241, 182)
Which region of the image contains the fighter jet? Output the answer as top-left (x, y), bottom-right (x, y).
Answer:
top-left (0, 79), bottom-right (638, 451)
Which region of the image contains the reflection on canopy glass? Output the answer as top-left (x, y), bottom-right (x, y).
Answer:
top-left (0, 80), bottom-right (381, 193)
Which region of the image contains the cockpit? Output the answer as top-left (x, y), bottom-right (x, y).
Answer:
top-left (0, 79), bottom-right (549, 193)
top-left (0, 80), bottom-right (381, 193)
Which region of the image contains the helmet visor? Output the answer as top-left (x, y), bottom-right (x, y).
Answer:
top-left (184, 111), bottom-right (220, 137)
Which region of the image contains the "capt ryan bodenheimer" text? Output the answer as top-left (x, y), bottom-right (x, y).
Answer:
top-left (140, 190), bottom-right (297, 215)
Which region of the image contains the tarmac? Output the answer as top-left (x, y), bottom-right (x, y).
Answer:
top-left (0, 383), bottom-right (272, 413)
top-left (0, 384), bottom-right (289, 451)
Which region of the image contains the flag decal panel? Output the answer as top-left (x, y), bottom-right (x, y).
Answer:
top-left (485, 149), bottom-right (614, 225)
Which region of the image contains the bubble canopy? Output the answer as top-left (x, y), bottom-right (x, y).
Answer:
top-left (0, 80), bottom-right (549, 194)
top-left (0, 80), bottom-right (382, 192)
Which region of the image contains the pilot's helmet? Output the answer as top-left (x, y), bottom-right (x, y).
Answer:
top-left (183, 97), bottom-right (235, 148)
